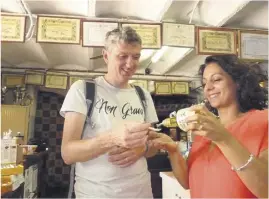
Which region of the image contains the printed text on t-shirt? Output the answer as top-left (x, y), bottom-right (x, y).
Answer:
top-left (95, 98), bottom-right (144, 119)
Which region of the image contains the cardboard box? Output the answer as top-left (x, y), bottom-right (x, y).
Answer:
top-left (1, 143), bottom-right (10, 164)
top-left (10, 145), bottom-right (23, 164)
top-left (1, 138), bottom-right (24, 164)
top-left (2, 138), bottom-right (24, 145)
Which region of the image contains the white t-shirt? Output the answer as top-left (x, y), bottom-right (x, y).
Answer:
top-left (60, 76), bottom-right (158, 198)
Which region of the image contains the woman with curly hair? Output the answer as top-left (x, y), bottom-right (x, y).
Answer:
top-left (149, 55), bottom-right (268, 198)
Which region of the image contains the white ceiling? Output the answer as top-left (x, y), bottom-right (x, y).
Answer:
top-left (1, 0), bottom-right (268, 82)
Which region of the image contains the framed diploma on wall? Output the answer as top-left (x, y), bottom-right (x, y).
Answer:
top-left (82, 21), bottom-right (119, 47)
top-left (197, 27), bottom-right (237, 55)
top-left (69, 76), bottom-right (83, 87)
top-left (121, 23), bottom-right (162, 49)
top-left (25, 71), bottom-right (45, 85)
top-left (37, 16), bottom-right (81, 44)
top-left (162, 23), bottom-right (195, 47)
top-left (155, 82), bottom-right (171, 95)
top-left (2, 74), bottom-right (25, 87)
top-left (45, 71), bottom-right (68, 89)
top-left (68, 76), bottom-right (92, 88)
top-left (171, 82), bottom-right (189, 95)
top-left (129, 80), bottom-right (148, 90)
top-left (238, 30), bottom-right (268, 61)
top-left (1, 15), bottom-right (26, 42)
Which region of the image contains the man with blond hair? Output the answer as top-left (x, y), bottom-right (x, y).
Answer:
top-left (60, 26), bottom-right (158, 198)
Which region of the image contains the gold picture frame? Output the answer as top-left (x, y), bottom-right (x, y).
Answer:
top-left (45, 71), bottom-right (68, 89)
top-left (238, 30), bottom-right (268, 61)
top-left (129, 80), bottom-right (148, 90)
top-left (82, 20), bottom-right (119, 47)
top-left (36, 16), bottom-right (81, 44)
top-left (155, 81), bottom-right (171, 95)
top-left (171, 82), bottom-right (189, 95)
top-left (69, 76), bottom-right (82, 87)
top-left (121, 23), bottom-right (162, 49)
top-left (68, 76), bottom-right (92, 88)
top-left (1, 15), bottom-right (26, 42)
top-left (162, 23), bottom-right (195, 48)
top-left (197, 27), bottom-right (237, 55)
top-left (25, 70), bottom-right (45, 85)
top-left (2, 74), bottom-right (25, 87)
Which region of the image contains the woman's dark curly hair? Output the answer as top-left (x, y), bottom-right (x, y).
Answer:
top-left (198, 54), bottom-right (268, 113)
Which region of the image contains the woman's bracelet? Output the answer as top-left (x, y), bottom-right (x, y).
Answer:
top-left (231, 154), bottom-right (254, 171)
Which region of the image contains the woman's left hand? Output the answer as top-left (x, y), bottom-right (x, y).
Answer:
top-left (185, 105), bottom-right (231, 143)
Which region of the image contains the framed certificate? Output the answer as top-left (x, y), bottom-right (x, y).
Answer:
top-left (197, 27), bottom-right (237, 55)
top-left (171, 82), bottom-right (189, 95)
top-left (155, 82), bottom-right (171, 95)
top-left (25, 71), bottom-right (45, 85)
top-left (82, 21), bottom-right (119, 47)
top-left (45, 71), bottom-right (68, 89)
top-left (69, 76), bottom-right (82, 87)
top-left (37, 16), bottom-right (81, 44)
top-left (121, 23), bottom-right (162, 49)
top-left (162, 23), bottom-right (195, 47)
top-left (2, 74), bottom-right (25, 87)
top-left (1, 15), bottom-right (26, 42)
top-left (238, 30), bottom-right (268, 61)
top-left (69, 76), bottom-right (92, 88)
top-left (129, 80), bottom-right (148, 90)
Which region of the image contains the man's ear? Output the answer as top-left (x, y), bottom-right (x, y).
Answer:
top-left (102, 48), bottom-right (109, 64)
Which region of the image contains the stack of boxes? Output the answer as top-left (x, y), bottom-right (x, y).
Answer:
top-left (1, 136), bottom-right (24, 164)
top-left (1, 135), bottom-right (24, 195)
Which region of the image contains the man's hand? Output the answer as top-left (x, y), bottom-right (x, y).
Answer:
top-left (111, 122), bottom-right (151, 148)
top-left (108, 145), bottom-right (146, 168)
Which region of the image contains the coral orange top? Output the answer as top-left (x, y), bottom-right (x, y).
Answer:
top-left (188, 109), bottom-right (268, 198)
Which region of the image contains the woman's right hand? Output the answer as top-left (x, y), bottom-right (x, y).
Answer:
top-left (148, 131), bottom-right (177, 153)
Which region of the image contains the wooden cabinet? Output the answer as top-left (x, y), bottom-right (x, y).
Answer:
top-left (160, 172), bottom-right (190, 199)
top-left (1, 105), bottom-right (30, 144)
